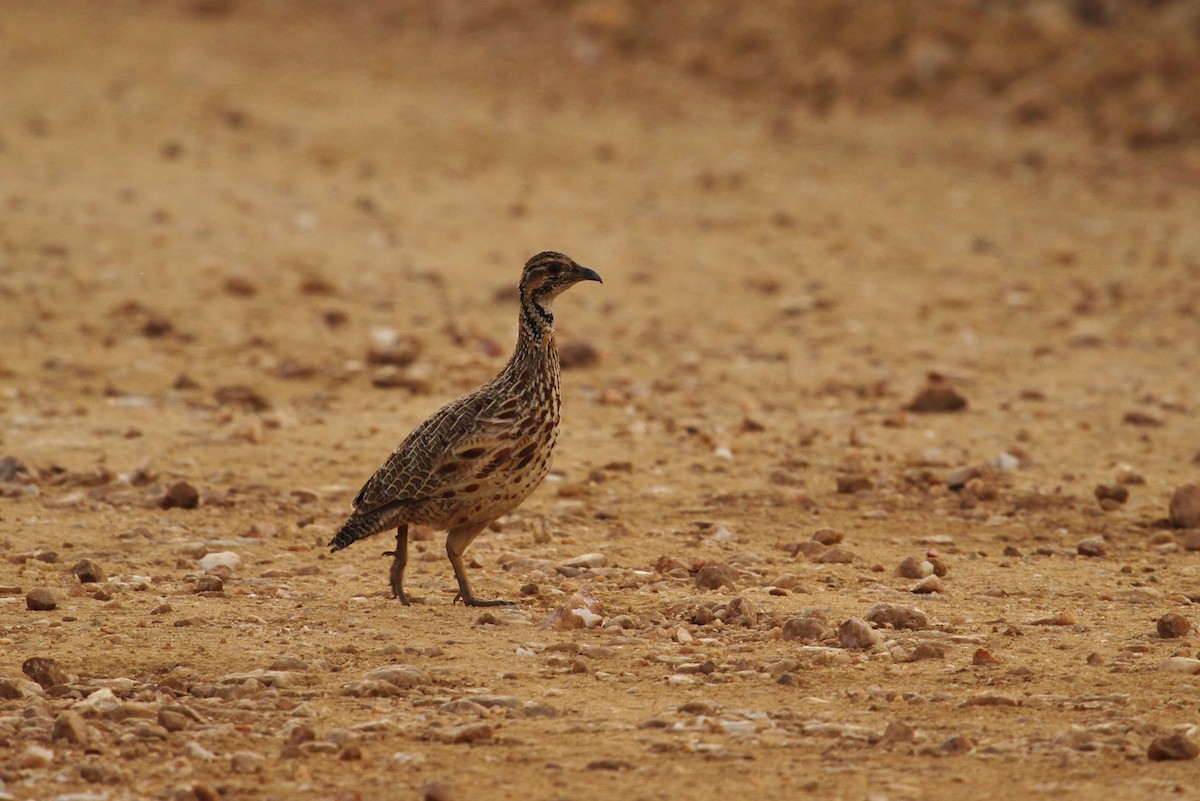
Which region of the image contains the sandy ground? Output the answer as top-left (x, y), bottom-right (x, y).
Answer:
top-left (3, 2), bottom-right (1200, 800)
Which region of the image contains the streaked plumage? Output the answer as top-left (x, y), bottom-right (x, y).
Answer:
top-left (329, 251), bottom-right (601, 606)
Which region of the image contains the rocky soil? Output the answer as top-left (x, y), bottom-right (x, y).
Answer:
top-left (3, 2), bottom-right (1200, 800)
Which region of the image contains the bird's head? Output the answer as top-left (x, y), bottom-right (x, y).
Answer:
top-left (519, 251), bottom-right (602, 313)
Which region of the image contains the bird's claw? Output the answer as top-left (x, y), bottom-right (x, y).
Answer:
top-left (453, 592), bottom-right (516, 607)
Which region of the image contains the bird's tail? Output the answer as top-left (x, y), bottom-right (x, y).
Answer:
top-left (328, 511), bottom-right (387, 553)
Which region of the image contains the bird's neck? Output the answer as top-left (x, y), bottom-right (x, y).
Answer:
top-left (518, 296), bottom-right (555, 347)
top-left (502, 296), bottom-right (561, 401)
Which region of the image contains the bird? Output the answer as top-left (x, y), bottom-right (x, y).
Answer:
top-left (328, 251), bottom-right (602, 606)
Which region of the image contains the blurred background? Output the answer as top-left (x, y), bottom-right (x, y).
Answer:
top-left (2, 0), bottom-right (1198, 397)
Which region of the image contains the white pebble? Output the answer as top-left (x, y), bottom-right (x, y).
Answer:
top-left (990, 452), bottom-right (1020, 470)
top-left (571, 608), bottom-right (603, 628)
top-left (198, 551), bottom-right (241, 571)
top-left (73, 688), bottom-right (120, 715)
top-left (1159, 657), bottom-right (1200, 675)
top-left (16, 745), bottom-right (54, 769)
top-left (182, 740), bottom-right (215, 761)
top-left (561, 553), bottom-right (608, 569)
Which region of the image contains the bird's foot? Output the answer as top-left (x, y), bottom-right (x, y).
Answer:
top-left (382, 550), bottom-right (396, 557)
top-left (453, 592), bottom-right (516, 608)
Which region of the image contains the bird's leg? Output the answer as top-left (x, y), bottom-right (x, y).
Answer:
top-left (446, 524), bottom-right (514, 607)
top-left (381, 524), bottom-right (411, 605)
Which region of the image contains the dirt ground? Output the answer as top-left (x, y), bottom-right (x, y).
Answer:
top-left (3, 2), bottom-right (1200, 800)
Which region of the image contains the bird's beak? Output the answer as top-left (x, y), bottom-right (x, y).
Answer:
top-left (575, 266), bottom-right (603, 284)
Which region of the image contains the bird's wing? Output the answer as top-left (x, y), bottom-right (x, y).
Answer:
top-left (351, 388), bottom-right (514, 514)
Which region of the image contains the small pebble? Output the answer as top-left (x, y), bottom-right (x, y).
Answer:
top-left (422, 780), bottom-right (456, 801)
top-left (837, 617), bottom-right (881, 650)
top-left (1093, 484), bottom-right (1129, 505)
top-left (1122, 410), bottom-right (1163, 427)
top-left (906, 379), bottom-right (967, 413)
top-left (910, 642), bottom-right (945, 661)
top-left (835, 475), bottom-right (873, 494)
top-left (364, 665), bottom-right (432, 688)
top-left (896, 556), bottom-right (934, 579)
top-left (864, 603), bottom-right (929, 631)
top-left (183, 741), bottom-right (215, 761)
top-left (1148, 733), bottom-right (1199, 761)
top-left (79, 760), bottom-right (124, 784)
top-left (194, 576), bottom-right (224, 593)
top-left (23, 657), bottom-right (68, 689)
top-left (811, 528), bottom-right (843, 546)
top-left (161, 481), bottom-right (200, 510)
top-left (938, 734), bottom-right (974, 754)
top-left (723, 596), bottom-right (758, 626)
top-left (694, 564), bottom-right (739, 591)
top-left (1158, 657), bottom-right (1200, 674)
top-left (198, 551), bottom-right (241, 571)
top-left (16, 745), bottom-right (54, 769)
top-left (910, 575), bottom-right (945, 594)
top-left (879, 720), bottom-right (915, 745)
top-left (439, 723), bottom-right (494, 744)
top-left (781, 617), bottom-right (828, 642)
top-left (817, 547), bottom-right (857, 564)
top-left (71, 558), bottom-right (106, 583)
top-left (1077, 537), bottom-right (1107, 558)
top-left (1157, 611), bottom-right (1191, 639)
top-left (1169, 484), bottom-right (1200, 529)
top-left (943, 466), bottom-right (980, 490)
top-left (158, 709), bottom-right (191, 732)
top-left (51, 711), bottom-right (91, 745)
top-left (26, 587), bottom-right (58, 611)
top-left (214, 384), bottom-right (270, 410)
top-left (973, 648), bottom-right (1002, 666)
top-left (560, 553), bottom-right (607, 569)
top-left (230, 751), bottom-right (265, 773)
